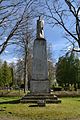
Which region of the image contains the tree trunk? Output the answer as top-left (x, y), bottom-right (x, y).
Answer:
top-left (24, 42), bottom-right (28, 93)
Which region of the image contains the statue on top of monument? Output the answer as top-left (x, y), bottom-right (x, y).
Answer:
top-left (37, 16), bottom-right (44, 39)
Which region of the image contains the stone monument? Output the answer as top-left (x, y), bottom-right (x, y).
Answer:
top-left (30, 16), bottom-right (50, 94)
top-left (21, 17), bottom-right (61, 104)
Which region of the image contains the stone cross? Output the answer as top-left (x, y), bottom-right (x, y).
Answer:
top-left (37, 16), bottom-right (44, 39)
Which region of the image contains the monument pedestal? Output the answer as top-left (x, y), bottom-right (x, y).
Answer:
top-left (30, 38), bottom-right (49, 94)
top-left (30, 80), bottom-right (50, 94)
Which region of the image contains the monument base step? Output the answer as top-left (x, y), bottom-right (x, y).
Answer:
top-left (20, 94), bottom-right (61, 104)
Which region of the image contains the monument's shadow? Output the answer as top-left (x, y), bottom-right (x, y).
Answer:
top-left (0, 99), bottom-right (20, 104)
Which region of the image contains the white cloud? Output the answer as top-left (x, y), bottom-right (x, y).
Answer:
top-left (4, 50), bottom-right (9, 53)
top-left (7, 60), bottom-right (13, 63)
top-left (4, 36), bottom-right (7, 40)
top-left (74, 48), bottom-right (80, 51)
top-left (67, 46), bottom-right (72, 51)
top-left (13, 57), bottom-right (18, 61)
top-left (6, 57), bottom-right (18, 63)
top-left (78, 11), bottom-right (80, 17)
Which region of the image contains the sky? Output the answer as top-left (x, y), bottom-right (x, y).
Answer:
top-left (0, 22), bottom-right (68, 63)
top-left (45, 24), bottom-right (68, 62)
top-left (0, 0), bottom-right (76, 64)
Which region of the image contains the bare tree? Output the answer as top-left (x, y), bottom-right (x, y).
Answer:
top-left (9, 2), bottom-right (35, 93)
top-left (0, 0), bottom-right (39, 93)
top-left (42, 0), bottom-right (80, 51)
top-left (0, 0), bottom-right (37, 54)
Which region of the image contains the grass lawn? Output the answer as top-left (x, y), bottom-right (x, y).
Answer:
top-left (0, 97), bottom-right (80, 120)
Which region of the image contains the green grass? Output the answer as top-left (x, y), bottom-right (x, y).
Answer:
top-left (0, 97), bottom-right (80, 120)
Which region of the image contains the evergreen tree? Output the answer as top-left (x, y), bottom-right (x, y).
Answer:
top-left (56, 52), bottom-right (80, 90)
top-left (1, 61), bottom-right (12, 87)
